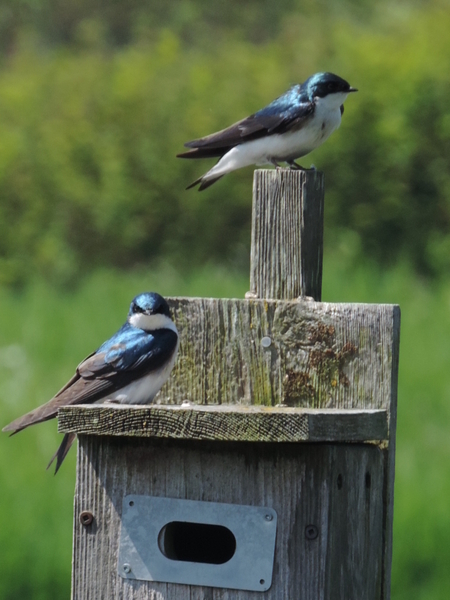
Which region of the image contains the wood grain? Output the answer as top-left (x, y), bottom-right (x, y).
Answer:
top-left (72, 435), bottom-right (384, 600)
top-left (59, 405), bottom-right (388, 443)
top-left (250, 169), bottom-right (324, 300)
top-left (153, 297), bottom-right (399, 414)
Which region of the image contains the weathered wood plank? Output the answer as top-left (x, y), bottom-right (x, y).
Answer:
top-left (72, 435), bottom-right (384, 600)
top-left (59, 405), bottom-right (388, 443)
top-left (154, 298), bottom-right (399, 413)
top-left (250, 169), bottom-right (324, 300)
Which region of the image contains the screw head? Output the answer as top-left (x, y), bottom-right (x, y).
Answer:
top-left (79, 511), bottom-right (94, 526)
top-left (305, 524), bottom-right (319, 540)
top-left (261, 336), bottom-right (272, 348)
top-left (123, 564), bottom-right (131, 574)
top-left (265, 513), bottom-right (273, 521)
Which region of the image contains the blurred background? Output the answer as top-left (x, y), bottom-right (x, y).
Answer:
top-left (0, 0), bottom-right (449, 598)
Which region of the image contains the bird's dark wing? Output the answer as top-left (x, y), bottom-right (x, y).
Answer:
top-left (178, 86), bottom-right (315, 159)
top-left (2, 327), bottom-right (178, 434)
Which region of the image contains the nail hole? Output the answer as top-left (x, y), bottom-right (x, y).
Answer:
top-left (260, 579), bottom-right (265, 585)
top-left (337, 474), bottom-right (343, 489)
top-left (129, 500), bottom-right (134, 506)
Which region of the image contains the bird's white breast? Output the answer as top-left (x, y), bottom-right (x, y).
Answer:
top-left (206, 92), bottom-right (349, 179)
top-left (104, 340), bottom-right (179, 405)
top-left (100, 313), bottom-right (179, 405)
top-left (255, 93), bottom-right (346, 162)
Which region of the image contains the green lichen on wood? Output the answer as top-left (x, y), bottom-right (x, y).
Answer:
top-left (156, 298), bottom-right (397, 411)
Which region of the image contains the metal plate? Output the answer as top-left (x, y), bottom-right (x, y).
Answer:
top-left (118, 495), bottom-right (277, 591)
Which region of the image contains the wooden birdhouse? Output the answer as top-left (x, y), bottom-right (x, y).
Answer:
top-left (59, 170), bottom-right (400, 600)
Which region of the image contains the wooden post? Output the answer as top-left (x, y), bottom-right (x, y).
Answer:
top-left (61, 169), bottom-right (400, 600)
top-left (250, 169), bottom-right (324, 300)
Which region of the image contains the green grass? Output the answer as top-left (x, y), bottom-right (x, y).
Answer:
top-left (1, 260), bottom-right (450, 598)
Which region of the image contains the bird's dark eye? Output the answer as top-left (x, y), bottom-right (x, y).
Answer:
top-left (327, 82), bottom-right (337, 90)
top-left (133, 302), bottom-right (144, 313)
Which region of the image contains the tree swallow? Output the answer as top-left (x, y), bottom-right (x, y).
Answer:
top-left (178, 72), bottom-right (357, 190)
top-left (3, 292), bottom-right (179, 473)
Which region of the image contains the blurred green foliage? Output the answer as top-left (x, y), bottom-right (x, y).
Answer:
top-left (0, 1), bottom-right (449, 286)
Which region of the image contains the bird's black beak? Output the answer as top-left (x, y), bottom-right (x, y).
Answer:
top-left (348, 87), bottom-right (358, 92)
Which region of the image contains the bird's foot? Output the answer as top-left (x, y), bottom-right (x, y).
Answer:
top-left (287, 161), bottom-right (317, 171)
top-left (287, 160), bottom-right (304, 170)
